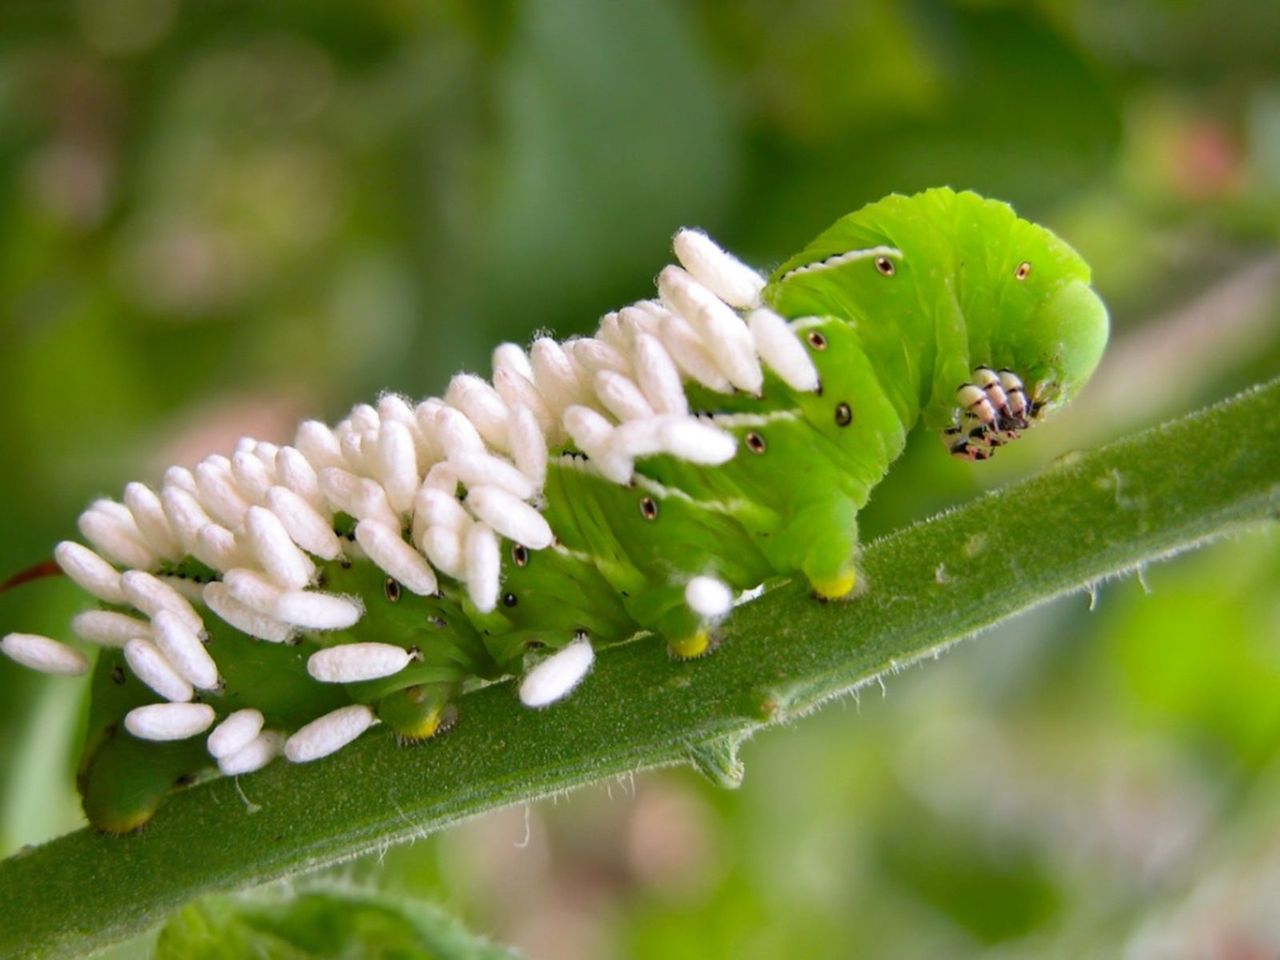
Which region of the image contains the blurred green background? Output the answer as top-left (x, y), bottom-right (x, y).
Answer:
top-left (2, 0), bottom-right (1279, 957)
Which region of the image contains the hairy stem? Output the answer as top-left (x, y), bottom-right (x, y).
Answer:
top-left (1, 380), bottom-right (1277, 960)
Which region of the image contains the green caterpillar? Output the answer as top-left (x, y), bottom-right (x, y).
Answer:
top-left (0, 188), bottom-right (1108, 833)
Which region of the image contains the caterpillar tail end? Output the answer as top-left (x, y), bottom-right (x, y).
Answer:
top-left (379, 683), bottom-right (459, 743)
top-left (810, 567), bottom-right (858, 602)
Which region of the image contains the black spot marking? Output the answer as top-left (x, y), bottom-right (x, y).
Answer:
top-left (640, 496), bottom-right (659, 521)
top-left (806, 331), bottom-right (827, 351)
top-left (746, 431), bottom-right (766, 454)
top-left (384, 578), bottom-right (401, 603)
top-left (834, 402), bottom-right (853, 427)
top-left (874, 256), bottom-right (896, 277)
top-left (512, 544), bottom-right (529, 567)
top-left (503, 592), bottom-right (518, 608)
top-left (111, 665), bottom-right (126, 685)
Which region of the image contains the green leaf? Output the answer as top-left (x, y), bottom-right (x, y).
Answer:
top-left (0, 379), bottom-right (1276, 960)
top-left (154, 888), bottom-right (519, 960)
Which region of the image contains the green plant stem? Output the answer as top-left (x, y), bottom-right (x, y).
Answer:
top-left (1, 380), bottom-right (1277, 960)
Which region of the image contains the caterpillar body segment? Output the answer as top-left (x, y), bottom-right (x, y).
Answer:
top-left (0, 188), bottom-right (1109, 831)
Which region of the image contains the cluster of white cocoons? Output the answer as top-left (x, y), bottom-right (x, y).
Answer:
top-left (3, 228), bottom-right (820, 767)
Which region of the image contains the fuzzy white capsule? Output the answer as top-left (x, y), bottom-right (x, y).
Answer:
top-left (377, 393), bottom-right (419, 428)
top-left (673, 228), bottom-right (766, 308)
top-left (123, 482), bottom-right (182, 561)
top-left (658, 266), bottom-right (762, 394)
top-left (748, 309), bottom-right (821, 392)
top-left (415, 488), bottom-right (470, 533)
top-left (223, 568), bottom-right (285, 615)
top-left (374, 420), bottom-right (421, 514)
top-left (264, 485), bottom-right (342, 561)
top-left (161, 486), bottom-right (214, 551)
top-left (449, 451), bottom-right (536, 502)
top-left (465, 486), bottom-right (554, 550)
top-left (71, 610), bottom-right (151, 648)
top-left (423, 405), bottom-right (482, 460)
top-left (163, 465), bottom-right (198, 494)
top-left (245, 506), bottom-right (316, 590)
top-left (53, 541), bottom-right (125, 604)
top-left (685, 575), bottom-right (734, 619)
top-left (420, 525), bottom-right (466, 579)
top-left (230, 449), bottom-right (274, 503)
top-left (530, 337), bottom-right (588, 409)
top-left (284, 704), bottom-right (375, 763)
top-left (275, 590), bottom-right (363, 631)
top-left (446, 374), bottom-right (510, 451)
top-left (77, 504), bottom-right (157, 571)
top-left (294, 419), bottom-right (345, 470)
top-left (519, 637), bottom-right (595, 708)
top-left (125, 702), bottom-right (215, 742)
top-left (492, 341), bottom-right (535, 379)
top-left (658, 313), bottom-right (733, 393)
top-left (203, 581), bottom-right (292, 644)
top-left (354, 520), bottom-right (438, 596)
top-left (1, 632), bottom-right (89, 676)
top-left (152, 609), bottom-right (220, 690)
top-left (659, 418), bottom-right (736, 465)
top-left (464, 523), bottom-right (501, 613)
top-left (570, 337), bottom-right (631, 377)
top-left (562, 405), bottom-right (614, 457)
top-left (194, 457), bottom-right (251, 528)
top-left (493, 367), bottom-right (555, 435)
top-left (507, 406), bottom-right (549, 488)
top-left (632, 333), bottom-right (688, 416)
top-left (206, 708), bottom-right (265, 760)
top-left (318, 467), bottom-right (401, 530)
top-left (123, 638), bottom-right (193, 702)
top-left (594, 370), bottom-right (655, 422)
top-left (192, 523), bottom-right (247, 572)
top-left (218, 730), bottom-right (284, 776)
top-left (276, 446), bottom-right (324, 508)
top-left (121, 570), bottom-right (204, 635)
top-left (307, 642), bottom-right (412, 683)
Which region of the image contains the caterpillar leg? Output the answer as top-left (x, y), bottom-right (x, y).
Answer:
top-left (809, 565), bottom-right (858, 601)
top-left (377, 682), bottom-right (459, 742)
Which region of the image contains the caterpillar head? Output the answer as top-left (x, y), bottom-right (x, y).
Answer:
top-left (945, 201), bottom-right (1109, 461)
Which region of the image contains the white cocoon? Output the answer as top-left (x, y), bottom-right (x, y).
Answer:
top-left (519, 638), bottom-right (595, 708)
top-left (284, 705), bottom-right (375, 763)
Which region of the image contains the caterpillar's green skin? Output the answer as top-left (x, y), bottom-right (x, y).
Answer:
top-left (77, 188), bottom-right (1108, 832)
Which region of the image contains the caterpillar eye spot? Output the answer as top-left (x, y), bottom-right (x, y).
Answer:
top-left (512, 544), bottom-right (529, 567)
top-left (384, 578), bottom-right (401, 603)
top-left (746, 431), bottom-right (766, 454)
top-left (1015, 261), bottom-right (1032, 280)
top-left (502, 592), bottom-right (518, 608)
top-left (806, 331), bottom-right (828, 351)
top-left (874, 256), bottom-right (896, 277)
top-left (834, 402), bottom-right (853, 427)
top-left (640, 496), bottom-right (659, 521)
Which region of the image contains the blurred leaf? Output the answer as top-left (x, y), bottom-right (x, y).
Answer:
top-left (156, 888), bottom-right (519, 960)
